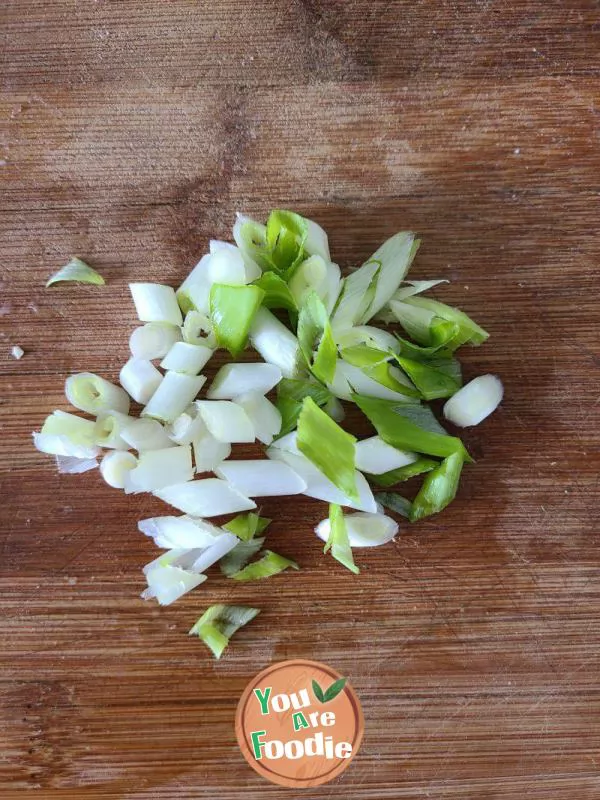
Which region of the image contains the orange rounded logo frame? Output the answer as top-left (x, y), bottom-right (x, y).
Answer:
top-left (235, 659), bottom-right (364, 788)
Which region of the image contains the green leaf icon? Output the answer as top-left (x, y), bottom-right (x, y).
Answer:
top-left (312, 679), bottom-right (325, 703)
top-left (323, 677), bottom-right (347, 702)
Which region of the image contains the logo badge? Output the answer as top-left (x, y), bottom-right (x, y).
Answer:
top-left (235, 659), bottom-right (364, 788)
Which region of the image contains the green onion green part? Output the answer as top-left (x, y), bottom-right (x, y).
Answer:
top-left (189, 604), bottom-right (260, 659)
top-left (230, 550), bottom-right (299, 581)
top-left (210, 283), bottom-right (265, 357)
top-left (46, 257), bottom-right (105, 287)
top-left (324, 504), bottom-right (359, 574)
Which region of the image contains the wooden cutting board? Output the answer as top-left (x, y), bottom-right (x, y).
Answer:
top-left (1, 3), bottom-right (599, 798)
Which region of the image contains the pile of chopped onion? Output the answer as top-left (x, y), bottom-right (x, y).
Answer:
top-left (34, 209), bottom-right (502, 658)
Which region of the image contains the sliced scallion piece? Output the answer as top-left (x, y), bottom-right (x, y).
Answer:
top-left (207, 363), bottom-right (282, 400)
top-left (297, 291), bottom-right (337, 384)
top-left (323, 504), bottom-right (359, 574)
top-left (65, 373), bottom-right (130, 415)
top-left (130, 283), bottom-right (183, 326)
top-left (129, 322), bottom-right (181, 360)
top-left (100, 450), bottom-right (138, 489)
top-left (375, 493), bottom-right (413, 519)
top-left (409, 451), bottom-right (465, 521)
top-left (223, 512), bottom-right (271, 541)
top-left (219, 537), bottom-right (265, 577)
top-left (253, 272), bottom-right (298, 312)
top-left (234, 392), bottom-right (282, 445)
top-left (297, 397), bottom-right (358, 502)
top-left (249, 307), bottom-right (304, 379)
top-left (189, 604), bottom-right (260, 659)
top-left (46, 257), bottom-right (105, 287)
top-left (275, 377), bottom-right (332, 436)
top-left (367, 456), bottom-right (439, 487)
top-left (230, 550), bottom-right (299, 582)
top-left (210, 283), bottom-right (265, 357)
top-left (142, 372), bottom-right (206, 424)
top-left (160, 342), bottom-right (213, 376)
top-left (119, 358), bottom-right (163, 405)
top-left (443, 374), bottom-right (503, 427)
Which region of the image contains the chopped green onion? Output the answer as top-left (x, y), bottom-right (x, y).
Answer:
top-left (215, 459), bottom-right (306, 497)
top-left (119, 358), bottom-right (163, 404)
top-left (129, 322), bottom-right (181, 360)
top-left (367, 456), bottom-right (439, 487)
top-left (249, 307), bottom-right (304, 378)
top-left (195, 400), bottom-right (255, 443)
top-left (207, 363), bottom-right (282, 400)
top-left (266, 446), bottom-right (377, 512)
top-left (129, 283), bottom-right (183, 326)
top-left (323, 504), bottom-right (359, 574)
top-left (410, 451), bottom-right (465, 521)
top-left (193, 428), bottom-right (231, 473)
top-left (296, 397), bottom-right (358, 501)
top-left (265, 209), bottom-right (308, 277)
top-left (233, 214), bottom-right (274, 271)
top-left (219, 537), bottom-right (265, 576)
top-left (126, 445), bottom-right (193, 493)
top-left (46, 257), bottom-right (105, 287)
top-left (340, 344), bottom-right (390, 368)
top-left (143, 565), bottom-right (207, 606)
top-left (331, 261), bottom-right (380, 332)
top-left (375, 493), bottom-right (413, 519)
top-left (394, 355), bottom-right (461, 400)
top-left (335, 360), bottom-right (419, 402)
top-left (166, 406), bottom-right (206, 445)
top-left (253, 272), bottom-right (298, 312)
top-left (154, 478), bottom-right (256, 516)
top-left (334, 324), bottom-right (400, 353)
top-left (189, 604), bottom-right (260, 658)
top-left (354, 394), bottom-right (471, 461)
top-left (443, 374), bottom-right (503, 427)
top-left (55, 455), bottom-right (98, 474)
top-left (65, 372), bottom-right (130, 415)
top-left (391, 278), bottom-right (448, 301)
top-left (34, 410), bottom-right (99, 458)
top-left (100, 450), bottom-right (138, 489)
top-left (355, 436), bottom-right (418, 475)
top-left (297, 291), bottom-right (337, 384)
top-left (160, 342), bottom-right (213, 376)
top-left (121, 418), bottom-right (174, 451)
top-left (233, 392), bottom-right (282, 445)
top-left (323, 396), bottom-right (345, 423)
top-left (304, 217), bottom-right (331, 262)
top-left (182, 310), bottom-right (216, 347)
top-left (141, 372), bottom-right (206, 424)
top-left (138, 515), bottom-right (224, 549)
top-left (189, 532), bottom-right (240, 574)
top-left (316, 510), bottom-right (398, 548)
top-left (223, 512), bottom-right (271, 541)
top-left (359, 232), bottom-right (419, 322)
top-left (288, 255), bottom-right (328, 308)
top-left (94, 410), bottom-right (134, 450)
top-left (230, 550), bottom-right (299, 582)
top-left (210, 283), bottom-right (265, 357)
top-left (275, 377), bottom-right (332, 436)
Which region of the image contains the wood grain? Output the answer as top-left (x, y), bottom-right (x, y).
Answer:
top-left (1, 2), bottom-right (599, 797)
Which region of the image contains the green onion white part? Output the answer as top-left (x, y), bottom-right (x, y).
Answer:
top-left (142, 372), bottom-right (206, 424)
top-left (154, 478), bottom-right (255, 516)
top-left (119, 358), bottom-right (163, 405)
top-left (125, 445), bottom-right (194, 493)
top-left (65, 372), bottom-right (130, 415)
top-left (443, 374), bottom-right (503, 427)
top-left (10, 345), bottom-right (25, 359)
top-left (195, 400), bottom-right (255, 443)
top-left (129, 322), bottom-right (181, 360)
top-left (120, 418), bottom-right (174, 451)
top-left (215, 459), bottom-right (307, 497)
top-left (100, 450), bottom-right (138, 489)
top-left (129, 283), bottom-right (183, 326)
top-left (316, 511), bottom-right (398, 548)
top-left (94, 410), bottom-right (135, 450)
top-left (33, 208), bottom-right (501, 657)
top-left (207, 363), bottom-right (282, 399)
top-left (160, 342), bottom-right (213, 376)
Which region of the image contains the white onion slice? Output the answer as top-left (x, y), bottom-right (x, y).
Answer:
top-left (207, 363), bottom-right (282, 399)
top-left (355, 436), bottom-right (418, 474)
top-left (129, 283), bottom-right (182, 326)
top-left (215, 460), bottom-right (307, 497)
top-left (126, 445), bottom-right (193, 493)
top-left (154, 479), bottom-right (256, 516)
top-left (100, 450), bottom-right (138, 489)
top-left (138, 515), bottom-right (224, 549)
top-left (129, 322), bottom-right (181, 360)
top-left (142, 372), bottom-right (206, 424)
top-left (65, 372), bottom-right (130, 415)
top-left (121, 418), bottom-right (174, 451)
top-left (195, 400), bottom-right (255, 443)
top-left (233, 392), bottom-right (281, 445)
top-left (315, 512), bottom-right (398, 547)
top-left (160, 342), bottom-right (213, 376)
top-left (443, 374), bottom-right (503, 428)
